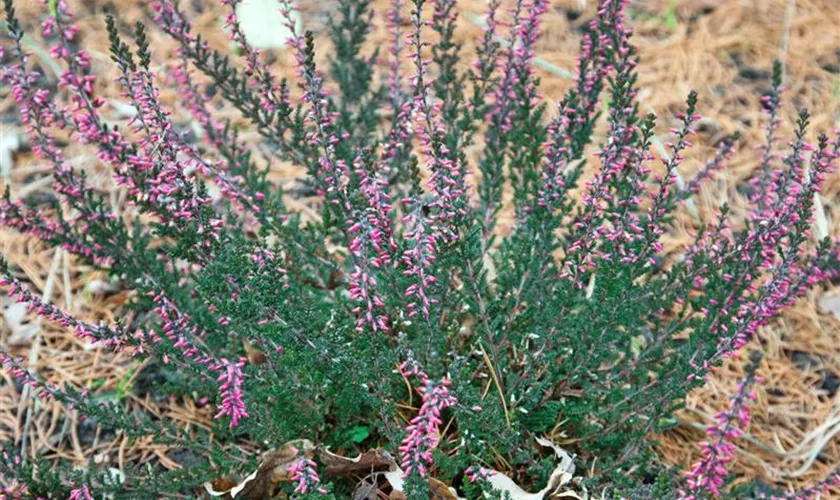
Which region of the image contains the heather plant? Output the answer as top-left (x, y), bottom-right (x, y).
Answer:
top-left (0, 0), bottom-right (839, 498)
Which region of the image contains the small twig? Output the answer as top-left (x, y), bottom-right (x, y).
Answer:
top-left (464, 11), bottom-right (575, 80)
top-left (20, 35), bottom-right (63, 80)
top-left (19, 248), bottom-right (63, 460)
top-left (16, 175), bottom-right (54, 199)
top-left (649, 118), bottom-right (699, 223)
top-left (398, 364), bottom-right (414, 410)
top-left (778, 0), bottom-right (796, 81)
top-left (480, 344), bottom-right (511, 429)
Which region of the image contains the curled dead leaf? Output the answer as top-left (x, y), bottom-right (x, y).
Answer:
top-left (317, 448), bottom-right (392, 477)
top-left (203, 439), bottom-right (313, 499)
top-left (203, 438), bottom-right (578, 500)
top-left (475, 437), bottom-right (581, 500)
top-left (242, 340), bottom-right (267, 365)
top-left (386, 477), bottom-right (460, 500)
top-left (429, 477), bottom-right (461, 499)
top-left (322, 448), bottom-right (461, 499)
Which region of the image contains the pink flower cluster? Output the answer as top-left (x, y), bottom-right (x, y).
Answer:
top-left (0, 452), bottom-right (30, 499)
top-left (0, 271), bottom-right (123, 345)
top-left (68, 485), bottom-right (94, 500)
top-left (0, 198), bottom-right (110, 266)
top-left (0, 5), bottom-right (127, 263)
top-left (492, 0), bottom-right (548, 130)
top-left (406, 0), bottom-right (468, 243)
top-left (347, 162), bottom-right (394, 332)
top-left (464, 465), bottom-right (496, 483)
top-left (287, 455), bottom-right (328, 495)
top-left (751, 69), bottom-right (785, 210)
top-left (398, 361), bottom-right (457, 478)
top-left (681, 368), bottom-right (760, 499)
top-left (636, 100), bottom-right (701, 266)
top-left (1, 478), bottom-right (28, 499)
top-left (2, 0), bottom-right (242, 258)
top-left (765, 468), bottom-right (840, 499)
top-left (166, 57), bottom-right (267, 225)
top-left (147, 292), bottom-right (214, 365)
top-left (119, 64), bottom-right (222, 234)
top-left (147, 293), bottom-right (249, 428)
top-left (210, 357), bottom-right (249, 429)
top-left (703, 130), bottom-right (838, 362)
top-left (401, 202), bottom-right (439, 320)
top-left (684, 136), bottom-right (738, 195)
top-left (540, 0), bottom-right (628, 210)
top-left (1, 352), bottom-right (47, 395)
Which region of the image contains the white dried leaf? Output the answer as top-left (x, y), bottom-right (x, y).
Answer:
top-left (0, 132), bottom-right (20, 180)
top-left (475, 437), bottom-right (579, 499)
top-left (235, 0), bottom-right (299, 49)
top-left (87, 279), bottom-right (119, 296)
top-left (383, 466), bottom-right (405, 495)
top-left (203, 440), bottom-right (311, 499)
top-left (109, 100), bottom-right (138, 119)
top-left (3, 301), bottom-right (39, 345)
top-left (230, 468), bottom-right (259, 498)
top-left (819, 292), bottom-right (840, 322)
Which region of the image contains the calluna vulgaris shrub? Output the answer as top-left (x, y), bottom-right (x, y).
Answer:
top-left (0, 0), bottom-right (839, 497)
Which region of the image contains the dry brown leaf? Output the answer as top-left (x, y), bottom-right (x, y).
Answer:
top-left (317, 448), bottom-right (392, 477)
top-left (428, 477), bottom-right (461, 499)
top-left (203, 439), bottom-right (313, 499)
top-left (351, 477), bottom-right (378, 500)
top-left (322, 448), bottom-right (462, 499)
top-left (242, 340), bottom-right (267, 366)
top-left (386, 478), bottom-right (459, 500)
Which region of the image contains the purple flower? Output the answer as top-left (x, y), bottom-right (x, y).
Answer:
top-left (287, 455), bottom-right (328, 495)
top-left (211, 357), bottom-right (249, 428)
top-left (398, 361), bottom-right (457, 478)
top-left (681, 359), bottom-right (761, 499)
top-left (68, 485), bottom-right (94, 500)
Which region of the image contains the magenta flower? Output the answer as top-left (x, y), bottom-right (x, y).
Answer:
top-left (68, 485), bottom-right (94, 500)
top-left (401, 201), bottom-right (439, 320)
top-left (465, 465), bottom-right (496, 483)
top-left (765, 468), bottom-right (840, 499)
top-left (346, 158), bottom-right (394, 332)
top-left (287, 456), bottom-right (328, 495)
top-left (398, 361), bottom-right (457, 478)
top-left (680, 358), bottom-right (761, 499)
top-left (211, 357), bottom-right (249, 428)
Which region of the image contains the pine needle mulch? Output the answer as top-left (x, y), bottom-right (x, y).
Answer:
top-left (1, 0), bottom-right (839, 496)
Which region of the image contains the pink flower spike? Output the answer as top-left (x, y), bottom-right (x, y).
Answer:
top-left (211, 357), bottom-right (249, 428)
top-left (398, 361), bottom-right (457, 478)
top-left (680, 354), bottom-right (762, 499)
top-left (68, 485), bottom-right (94, 500)
top-left (287, 457), bottom-right (328, 495)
